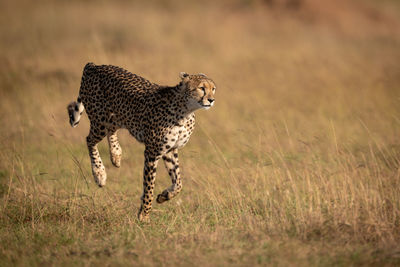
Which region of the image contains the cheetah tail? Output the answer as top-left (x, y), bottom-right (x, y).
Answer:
top-left (67, 96), bottom-right (85, 128)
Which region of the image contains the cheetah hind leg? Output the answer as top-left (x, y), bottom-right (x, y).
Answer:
top-left (87, 126), bottom-right (107, 187)
top-left (107, 129), bottom-right (122, 168)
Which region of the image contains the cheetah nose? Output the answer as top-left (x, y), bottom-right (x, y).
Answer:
top-left (208, 99), bottom-right (214, 103)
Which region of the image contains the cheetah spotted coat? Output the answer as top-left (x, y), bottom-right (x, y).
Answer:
top-left (67, 63), bottom-right (216, 222)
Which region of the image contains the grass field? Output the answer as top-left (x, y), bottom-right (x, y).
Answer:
top-left (1, 0), bottom-right (400, 265)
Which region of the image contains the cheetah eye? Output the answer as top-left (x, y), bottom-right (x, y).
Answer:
top-left (212, 87), bottom-right (216, 92)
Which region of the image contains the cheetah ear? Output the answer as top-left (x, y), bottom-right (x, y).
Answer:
top-left (180, 72), bottom-right (189, 79)
top-left (199, 73), bottom-right (207, 77)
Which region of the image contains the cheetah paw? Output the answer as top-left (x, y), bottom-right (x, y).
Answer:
top-left (93, 170), bottom-right (107, 187)
top-left (137, 212), bottom-right (150, 223)
top-left (156, 192), bottom-right (169, 204)
top-left (111, 154), bottom-right (121, 168)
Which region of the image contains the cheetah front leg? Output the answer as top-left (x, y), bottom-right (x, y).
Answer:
top-left (138, 150), bottom-right (161, 222)
top-left (157, 149), bottom-right (182, 204)
top-left (87, 126), bottom-right (107, 187)
top-left (107, 129), bottom-right (122, 168)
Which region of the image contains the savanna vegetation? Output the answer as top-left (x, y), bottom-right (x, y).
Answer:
top-left (1, 0), bottom-right (400, 265)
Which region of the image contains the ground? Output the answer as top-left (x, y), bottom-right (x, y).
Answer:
top-left (0, 0), bottom-right (400, 265)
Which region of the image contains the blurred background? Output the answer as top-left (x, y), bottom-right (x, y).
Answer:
top-left (0, 0), bottom-right (400, 265)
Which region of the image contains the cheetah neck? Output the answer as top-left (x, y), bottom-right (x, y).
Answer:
top-left (162, 84), bottom-right (197, 116)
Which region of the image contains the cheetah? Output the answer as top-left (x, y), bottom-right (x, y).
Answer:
top-left (67, 63), bottom-right (216, 222)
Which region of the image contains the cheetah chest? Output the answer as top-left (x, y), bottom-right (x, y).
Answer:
top-left (163, 115), bottom-right (195, 150)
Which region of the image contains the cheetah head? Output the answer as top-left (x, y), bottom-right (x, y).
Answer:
top-left (179, 72), bottom-right (216, 111)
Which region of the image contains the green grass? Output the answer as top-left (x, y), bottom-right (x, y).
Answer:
top-left (1, 0), bottom-right (400, 265)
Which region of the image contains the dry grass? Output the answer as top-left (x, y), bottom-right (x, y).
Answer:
top-left (1, 0), bottom-right (400, 265)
